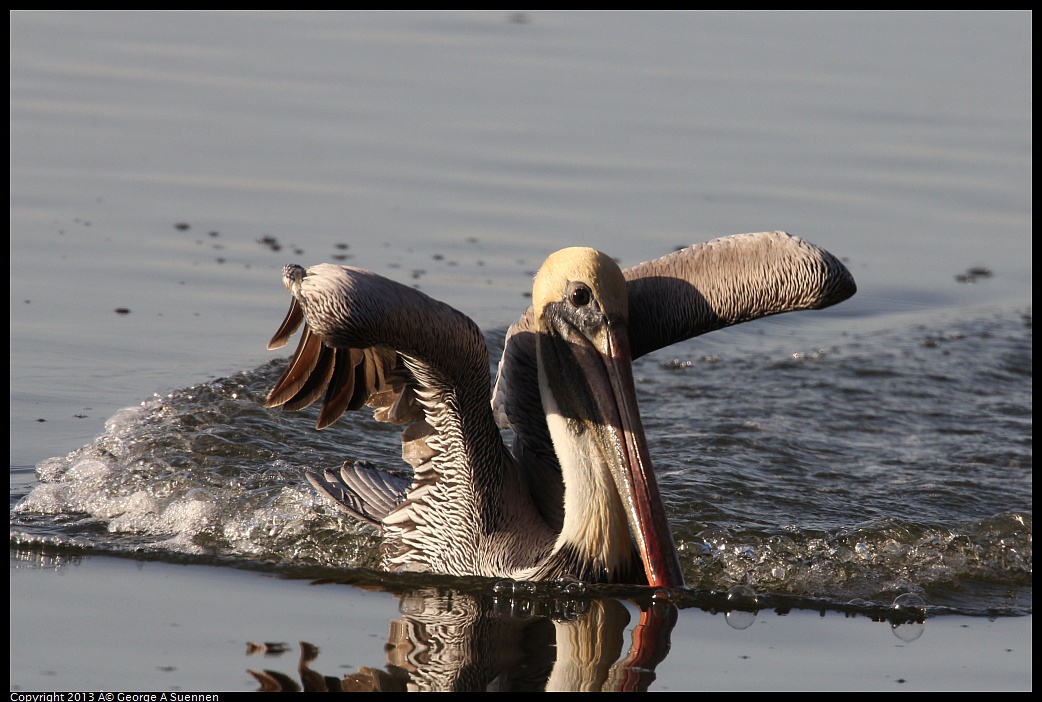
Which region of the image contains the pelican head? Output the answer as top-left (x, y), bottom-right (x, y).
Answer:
top-left (532, 248), bottom-right (684, 588)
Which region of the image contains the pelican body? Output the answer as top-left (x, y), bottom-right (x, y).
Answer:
top-left (264, 232), bottom-right (856, 588)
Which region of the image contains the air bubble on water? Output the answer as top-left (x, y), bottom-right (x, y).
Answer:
top-left (889, 593), bottom-right (927, 642)
top-left (892, 592), bottom-right (926, 613)
top-left (725, 583), bottom-right (758, 607)
top-left (556, 577), bottom-right (586, 596)
top-left (512, 580), bottom-right (537, 595)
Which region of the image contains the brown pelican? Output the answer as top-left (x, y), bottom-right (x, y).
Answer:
top-left (264, 231), bottom-right (856, 588)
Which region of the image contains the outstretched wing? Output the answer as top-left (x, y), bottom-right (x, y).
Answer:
top-left (265, 263), bottom-right (541, 576)
top-left (622, 231), bottom-right (856, 359)
top-left (492, 231), bottom-right (857, 530)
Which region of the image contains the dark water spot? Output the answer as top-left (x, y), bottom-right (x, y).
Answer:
top-left (174, 222), bottom-right (190, 231)
top-left (258, 235), bottom-right (282, 252)
top-left (114, 307), bottom-right (131, 315)
top-left (955, 266), bottom-right (993, 284)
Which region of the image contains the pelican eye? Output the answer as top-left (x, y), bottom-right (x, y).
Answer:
top-left (568, 282), bottom-right (592, 307)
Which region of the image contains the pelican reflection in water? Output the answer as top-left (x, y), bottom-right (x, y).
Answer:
top-left (265, 231), bottom-right (856, 587)
top-left (248, 587), bottom-right (678, 692)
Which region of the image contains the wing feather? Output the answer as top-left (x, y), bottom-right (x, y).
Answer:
top-left (265, 327), bottom-right (324, 409)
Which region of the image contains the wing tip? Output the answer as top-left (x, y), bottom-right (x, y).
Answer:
top-left (267, 297), bottom-right (304, 350)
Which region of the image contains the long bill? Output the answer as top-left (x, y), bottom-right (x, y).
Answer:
top-left (596, 324), bottom-right (686, 589)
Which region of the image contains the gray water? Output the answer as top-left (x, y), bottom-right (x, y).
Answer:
top-left (10, 11), bottom-right (1031, 690)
